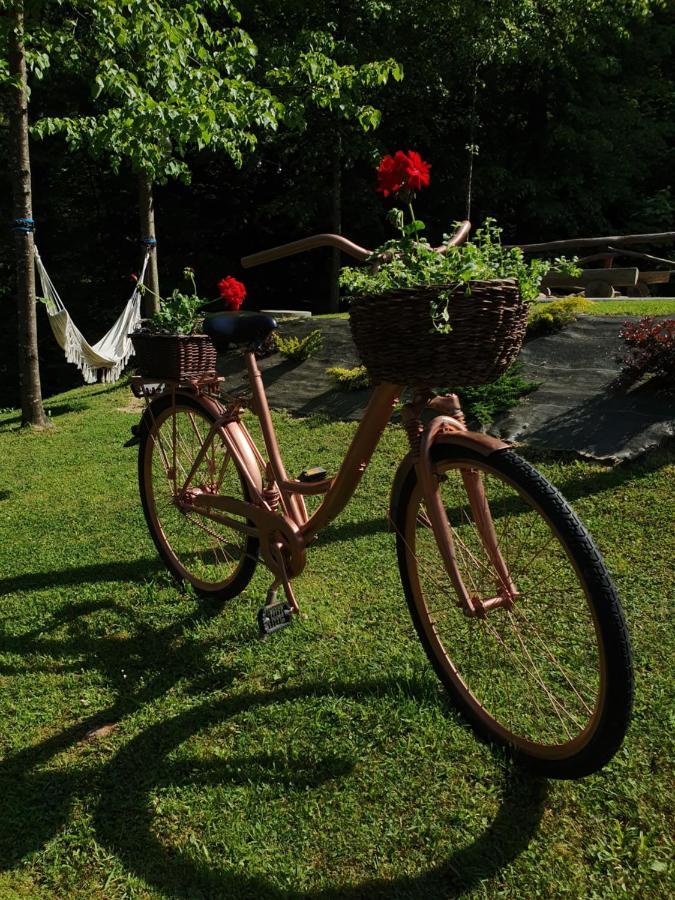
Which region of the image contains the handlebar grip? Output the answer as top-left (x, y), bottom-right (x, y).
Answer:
top-left (444, 219), bottom-right (472, 249)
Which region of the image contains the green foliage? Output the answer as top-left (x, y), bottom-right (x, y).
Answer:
top-left (452, 364), bottom-right (540, 428)
top-left (341, 219), bottom-right (580, 332)
top-left (29, 1), bottom-right (401, 185)
top-left (274, 328), bottom-right (323, 361)
top-left (326, 365), bottom-right (370, 391)
top-left (34, 0), bottom-right (282, 183)
top-left (142, 268), bottom-right (205, 334)
top-left (527, 297), bottom-right (594, 336)
top-left (267, 26), bottom-right (402, 132)
top-left (145, 290), bottom-right (204, 335)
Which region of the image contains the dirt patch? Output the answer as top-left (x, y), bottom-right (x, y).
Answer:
top-left (116, 396), bottom-right (145, 414)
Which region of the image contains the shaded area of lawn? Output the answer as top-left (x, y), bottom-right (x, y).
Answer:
top-left (0, 381), bottom-right (672, 898)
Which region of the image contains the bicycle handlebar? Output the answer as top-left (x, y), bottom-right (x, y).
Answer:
top-left (240, 220), bottom-right (472, 269)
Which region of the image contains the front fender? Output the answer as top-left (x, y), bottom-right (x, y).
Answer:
top-left (387, 426), bottom-right (509, 531)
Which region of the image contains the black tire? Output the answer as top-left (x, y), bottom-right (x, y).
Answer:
top-left (395, 444), bottom-right (633, 778)
top-left (138, 392), bottom-right (258, 605)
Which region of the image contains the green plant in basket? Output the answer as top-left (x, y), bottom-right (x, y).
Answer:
top-left (140, 270), bottom-right (247, 335)
top-left (339, 151), bottom-right (579, 333)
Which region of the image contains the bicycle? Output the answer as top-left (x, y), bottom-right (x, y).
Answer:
top-left (131, 222), bottom-right (633, 779)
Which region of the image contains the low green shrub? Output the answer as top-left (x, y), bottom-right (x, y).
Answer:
top-left (452, 364), bottom-right (540, 427)
top-left (326, 365), bottom-right (371, 391)
top-left (274, 329), bottom-right (323, 361)
top-left (527, 297), bottom-right (594, 336)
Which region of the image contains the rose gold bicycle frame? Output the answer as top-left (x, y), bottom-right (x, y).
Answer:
top-left (170, 350), bottom-right (517, 618)
top-left (153, 219), bottom-right (517, 616)
top-left (180, 354), bottom-right (401, 606)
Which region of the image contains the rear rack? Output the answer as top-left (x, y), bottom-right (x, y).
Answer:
top-left (130, 374), bottom-right (224, 400)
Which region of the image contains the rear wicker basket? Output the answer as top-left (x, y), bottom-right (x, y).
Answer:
top-left (130, 332), bottom-right (217, 381)
top-left (348, 279), bottom-right (527, 387)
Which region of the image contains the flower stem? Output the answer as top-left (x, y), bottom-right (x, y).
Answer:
top-left (408, 200), bottom-right (419, 249)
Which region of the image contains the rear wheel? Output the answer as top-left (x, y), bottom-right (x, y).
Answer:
top-left (139, 393), bottom-right (258, 604)
top-left (395, 444), bottom-right (633, 777)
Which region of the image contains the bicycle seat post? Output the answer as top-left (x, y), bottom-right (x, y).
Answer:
top-left (243, 350), bottom-right (308, 528)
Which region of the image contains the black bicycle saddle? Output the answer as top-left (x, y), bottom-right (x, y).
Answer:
top-left (202, 312), bottom-right (278, 351)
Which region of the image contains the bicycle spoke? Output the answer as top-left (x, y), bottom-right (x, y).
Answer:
top-left (405, 457), bottom-right (603, 751)
top-left (510, 607), bottom-right (596, 714)
top-left (147, 405), bottom-right (252, 589)
top-left (490, 613), bottom-right (579, 738)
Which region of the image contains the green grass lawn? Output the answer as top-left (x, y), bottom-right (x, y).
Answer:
top-left (0, 381), bottom-right (673, 898)
top-left (581, 299), bottom-right (675, 316)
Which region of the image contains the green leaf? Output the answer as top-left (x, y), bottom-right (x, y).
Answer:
top-left (403, 220), bottom-right (425, 236)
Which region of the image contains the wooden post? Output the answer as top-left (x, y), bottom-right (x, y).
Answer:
top-left (138, 171), bottom-right (160, 316)
top-left (7, 2), bottom-right (50, 428)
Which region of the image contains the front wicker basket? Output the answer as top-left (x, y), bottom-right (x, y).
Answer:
top-left (348, 279), bottom-right (527, 387)
top-left (130, 332), bottom-right (217, 381)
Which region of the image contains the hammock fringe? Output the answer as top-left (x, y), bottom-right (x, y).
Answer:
top-left (34, 246), bottom-right (150, 385)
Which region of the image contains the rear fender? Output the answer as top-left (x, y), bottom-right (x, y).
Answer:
top-left (140, 392), bottom-right (263, 498)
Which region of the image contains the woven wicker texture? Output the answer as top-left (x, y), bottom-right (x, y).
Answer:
top-left (349, 279), bottom-right (527, 387)
top-left (130, 333), bottom-right (217, 381)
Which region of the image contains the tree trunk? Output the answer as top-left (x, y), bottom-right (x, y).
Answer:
top-left (327, 133), bottom-right (342, 314)
top-left (138, 172), bottom-right (160, 315)
top-left (8, 2), bottom-right (49, 428)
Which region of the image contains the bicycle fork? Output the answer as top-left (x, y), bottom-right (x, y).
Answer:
top-left (401, 392), bottom-right (518, 619)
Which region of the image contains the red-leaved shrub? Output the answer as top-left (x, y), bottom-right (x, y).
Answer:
top-left (618, 317), bottom-right (675, 384)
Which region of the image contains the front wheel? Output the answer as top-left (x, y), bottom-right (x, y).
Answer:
top-left (395, 444), bottom-right (633, 778)
top-left (138, 392), bottom-right (259, 604)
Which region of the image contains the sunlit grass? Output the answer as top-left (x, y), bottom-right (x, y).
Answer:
top-left (0, 380), bottom-right (672, 898)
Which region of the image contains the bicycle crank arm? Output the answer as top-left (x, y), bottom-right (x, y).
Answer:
top-left (189, 493), bottom-right (307, 578)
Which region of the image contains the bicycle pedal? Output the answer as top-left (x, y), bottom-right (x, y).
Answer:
top-left (258, 601), bottom-right (293, 636)
top-left (298, 466), bottom-right (327, 483)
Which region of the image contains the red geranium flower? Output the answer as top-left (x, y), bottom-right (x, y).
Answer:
top-left (376, 150), bottom-right (431, 196)
top-left (217, 276), bottom-right (246, 311)
top-left (376, 151), bottom-right (409, 196)
top-left (403, 150), bottom-right (431, 191)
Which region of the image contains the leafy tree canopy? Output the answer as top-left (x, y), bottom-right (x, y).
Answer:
top-left (266, 25), bottom-right (402, 132)
top-left (33, 0), bottom-right (283, 182)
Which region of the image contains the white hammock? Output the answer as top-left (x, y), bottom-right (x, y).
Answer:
top-left (35, 246), bottom-right (149, 384)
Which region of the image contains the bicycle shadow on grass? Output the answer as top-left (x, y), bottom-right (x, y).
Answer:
top-left (0, 557), bottom-right (165, 597)
top-left (0, 666), bottom-right (548, 898)
top-left (91, 680), bottom-right (549, 899)
top-left (0, 599), bottom-right (244, 867)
